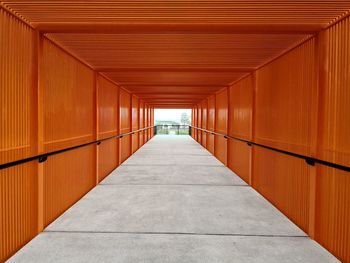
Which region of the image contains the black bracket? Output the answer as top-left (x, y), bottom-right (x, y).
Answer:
top-left (305, 158), bottom-right (316, 166)
top-left (224, 135), bottom-right (229, 139)
top-left (38, 155), bottom-right (47, 163)
top-left (96, 141), bottom-right (101, 145)
top-left (247, 142), bottom-right (252, 147)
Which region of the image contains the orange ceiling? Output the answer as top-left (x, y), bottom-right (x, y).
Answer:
top-left (1, 1), bottom-right (350, 108)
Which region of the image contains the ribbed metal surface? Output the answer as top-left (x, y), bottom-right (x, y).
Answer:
top-left (0, 8), bottom-right (36, 164)
top-left (201, 99), bottom-right (207, 148)
top-left (318, 16), bottom-right (350, 168)
top-left (315, 16), bottom-right (350, 263)
top-left (253, 147), bottom-right (311, 233)
top-left (228, 74), bottom-right (254, 141)
top-left (0, 9), bottom-right (38, 262)
top-left (0, 162), bottom-right (38, 262)
top-left (119, 88), bottom-right (131, 163)
top-left (41, 38), bottom-right (95, 153)
top-left (3, 1), bottom-right (349, 28)
top-left (315, 167), bottom-right (350, 263)
top-left (97, 75), bottom-right (119, 181)
top-left (255, 38), bottom-right (317, 156)
top-left (132, 95), bottom-right (140, 153)
top-left (44, 146), bottom-right (95, 226)
top-left (214, 88), bottom-right (228, 164)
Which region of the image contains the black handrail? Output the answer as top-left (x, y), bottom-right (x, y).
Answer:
top-left (190, 125), bottom-right (350, 173)
top-left (0, 126), bottom-right (155, 170)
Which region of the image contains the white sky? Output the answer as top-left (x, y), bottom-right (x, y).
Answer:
top-left (154, 109), bottom-right (191, 123)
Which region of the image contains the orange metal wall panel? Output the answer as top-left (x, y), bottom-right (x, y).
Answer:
top-left (150, 107), bottom-right (154, 138)
top-left (41, 38), bottom-right (95, 152)
top-left (0, 163), bottom-right (38, 262)
top-left (98, 140), bottom-right (118, 183)
top-left (0, 11), bottom-right (39, 262)
top-left (214, 89), bottom-right (228, 164)
top-left (227, 75), bottom-right (254, 183)
top-left (97, 75), bottom-right (119, 139)
top-left (207, 95), bottom-right (216, 131)
top-left (193, 106), bottom-right (198, 140)
top-left (144, 104), bottom-right (149, 142)
top-left (253, 147), bottom-right (310, 233)
top-left (207, 95), bottom-right (216, 154)
top-left (197, 103), bottom-right (202, 144)
top-left (97, 75), bottom-right (119, 181)
top-left (227, 140), bottom-right (251, 184)
top-left (119, 88), bottom-right (131, 163)
top-left (0, 8), bottom-right (37, 165)
top-left (315, 167), bottom-right (350, 262)
top-left (215, 88), bottom-right (228, 134)
top-left (255, 39), bottom-right (318, 156)
top-left (201, 99), bottom-right (208, 148)
top-left (318, 17), bottom-right (350, 168)
top-left (44, 146), bottom-right (95, 226)
top-left (228, 75), bottom-right (254, 140)
top-left (131, 95), bottom-right (139, 153)
top-left (41, 38), bottom-right (96, 226)
top-left (314, 17), bottom-right (350, 263)
top-left (139, 101), bottom-right (145, 146)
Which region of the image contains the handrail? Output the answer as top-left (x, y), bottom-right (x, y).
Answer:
top-left (0, 126), bottom-right (155, 170)
top-left (190, 125), bottom-right (350, 173)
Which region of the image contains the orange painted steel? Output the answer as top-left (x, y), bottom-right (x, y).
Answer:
top-left (44, 145), bottom-right (95, 226)
top-left (315, 167), bottom-right (350, 262)
top-left (227, 75), bottom-right (254, 184)
top-left (131, 95), bottom-right (140, 153)
top-left (228, 75), bottom-right (254, 141)
top-left (0, 163), bottom-right (38, 262)
top-left (197, 104), bottom-right (202, 144)
top-left (214, 89), bottom-right (228, 165)
top-left (139, 101), bottom-right (145, 147)
top-left (317, 17), bottom-right (350, 168)
top-left (314, 17), bottom-right (350, 263)
top-left (254, 38), bottom-right (318, 156)
top-left (252, 147), bottom-right (311, 233)
top-left (41, 38), bottom-right (95, 153)
top-left (119, 88), bottom-right (132, 163)
top-left (201, 99), bottom-right (208, 148)
top-left (2, 1), bottom-right (350, 262)
top-left (0, 10), bottom-right (38, 262)
top-left (206, 96), bottom-right (215, 154)
top-left (40, 37), bottom-right (97, 227)
top-left (97, 75), bottom-right (119, 182)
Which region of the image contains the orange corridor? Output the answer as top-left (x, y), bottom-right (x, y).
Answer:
top-left (0, 1), bottom-right (350, 262)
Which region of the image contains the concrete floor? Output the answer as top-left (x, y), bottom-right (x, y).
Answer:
top-left (9, 135), bottom-right (339, 262)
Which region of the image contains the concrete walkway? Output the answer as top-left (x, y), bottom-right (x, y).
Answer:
top-left (9, 136), bottom-right (338, 262)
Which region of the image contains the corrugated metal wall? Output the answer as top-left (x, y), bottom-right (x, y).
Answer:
top-left (201, 99), bottom-right (207, 148)
top-left (227, 75), bottom-right (254, 184)
top-left (41, 37), bottom-right (96, 226)
top-left (0, 9), bottom-right (154, 261)
top-left (97, 75), bottom-right (119, 182)
top-left (119, 88), bottom-right (131, 163)
top-left (214, 88), bottom-right (228, 165)
top-left (0, 9), bottom-right (38, 261)
top-left (131, 95), bottom-right (139, 153)
top-left (314, 16), bottom-right (350, 262)
top-left (192, 15), bottom-right (350, 263)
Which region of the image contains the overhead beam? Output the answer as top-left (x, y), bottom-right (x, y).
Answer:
top-left (98, 67), bottom-right (253, 73)
top-left (34, 22), bottom-right (320, 34)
